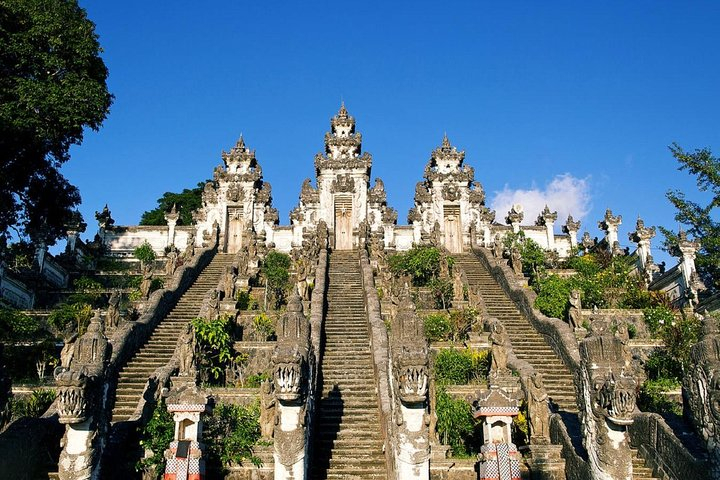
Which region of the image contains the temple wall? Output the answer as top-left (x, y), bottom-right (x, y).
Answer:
top-left (102, 226), bottom-right (192, 256)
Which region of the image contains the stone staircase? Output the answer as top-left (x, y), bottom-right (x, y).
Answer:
top-left (310, 250), bottom-right (387, 480)
top-left (110, 252), bottom-right (234, 422)
top-left (454, 252), bottom-right (660, 479)
top-left (453, 253), bottom-right (577, 412)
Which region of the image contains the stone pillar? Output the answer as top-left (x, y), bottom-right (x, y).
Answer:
top-left (684, 314), bottom-right (720, 479)
top-left (577, 321), bottom-right (638, 480)
top-left (162, 380), bottom-right (210, 480)
top-left (597, 209), bottom-right (622, 255)
top-left (55, 312), bottom-right (111, 480)
top-left (536, 206), bottom-right (558, 250)
top-left (164, 204), bottom-right (180, 249)
top-left (272, 295), bottom-right (312, 480)
top-left (392, 288), bottom-right (430, 480)
top-left (505, 204), bottom-right (524, 234)
top-left (562, 215), bottom-right (581, 250)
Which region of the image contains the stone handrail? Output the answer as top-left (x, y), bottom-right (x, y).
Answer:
top-left (628, 412), bottom-right (707, 480)
top-left (471, 246), bottom-right (581, 373)
top-left (310, 249), bottom-right (328, 366)
top-left (358, 249), bottom-right (396, 478)
top-left (549, 413), bottom-right (590, 480)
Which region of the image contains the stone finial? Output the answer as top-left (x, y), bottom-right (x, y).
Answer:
top-left (505, 204), bottom-right (524, 231)
top-left (628, 217), bottom-right (655, 243)
top-left (164, 203), bottom-right (180, 223)
top-left (222, 135), bottom-right (258, 174)
top-left (535, 205), bottom-right (558, 226)
top-left (94, 204), bottom-right (114, 230)
top-left (563, 214), bottom-right (581, 234)
top-left (598, 208), bottom-right (622, 232)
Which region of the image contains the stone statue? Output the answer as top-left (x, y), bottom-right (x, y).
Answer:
top-left (165, 246), bottom-right (179, 276)
top-left (490, 322), bottom-right (509, 374)
top-left (178, 324), bottom-right (196, 377)
top-left (183, 232), bottom-right (196, 261)
top-left (107, 290), bottom-right (121, 329)
top-left (259, 379), bottom-right (276, 440)
top-left (200, 289), bottom-right (220, 320)
top-left (317, 219), bottom-right (329, 250)
top-left (430, 221), bottom-right (441, 247)
top-left (452, 267), bottom-right (465, 303)
top-left (492, 234), bottom-right (504, 259)
top-left (140, 263), bottom-right (153, 300)
top-left (295, 257), bottom-right (308, 301)
top-left (59, 332), bottom-right (78, 371)
top-left (510, 247), bottom-right (522, 276)
top-left (222, 264), bottom-right (236, 300)
top-left (526, 372), bottom-right (550, 441)
top-left (236, 245), bottom-right (250, 277)
top-left (568, 289), bottom-right (582, 330)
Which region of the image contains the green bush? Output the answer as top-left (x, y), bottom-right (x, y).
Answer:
top-left (424, 313), bottom-right (452, 342)
top-left (252, 313), bottom-right (275, 341)
top-left (434, 348), bottom-right (489, 385)
top-left (428, 277), bottom-right (453, 309)
top-left (643, 306), bottom-right (676, 336)
top-left (134, 242), bottom-right (156, 266)
top-left (192, 315), bottom-right (239, 384)
top-left (388, 246), bottom-right (441, 286)
top-left (645, 349), bottom-right (682, 382)
top-left (244, 372), bottom-right (270, 388)
top-left (503, 231), bottom-right (546, 278)
top-left (48, 302), bottom-right (93, 335)
top-left (534, 275), bottom-right (573, 319)
top-left (435, 387), bottom-right (476, 457)
top-left (448, 308), bottom-right (478, 341)
top-left (0, 308), bottom-right (41, 340)
top-left (204, 402), bottom-right (263, 470)
top-left (137, 400), bottom-right (175, 479)
top-left (637, 379), bottom-right (682, 416)
top-left (262, 251), bottom-right (292, 309)
top-left (10, 389), bottom-right (56, 421)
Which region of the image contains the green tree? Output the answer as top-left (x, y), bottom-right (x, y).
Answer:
top-left (140, 182), bottom-right (206, 226)
top-left (262, 251), bottom-right (291, 309)
top-left (661, 143), bottom-right (720, 290)
top-left (0, 0), bottom-right (112, 244)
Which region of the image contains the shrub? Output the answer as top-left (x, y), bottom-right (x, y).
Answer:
top-left (0, 308), bottom-right (41, 340)
top-left (137, 400), bottom-right (175, 479)
top-left (10, 389), bottom-right (56, 421)
top-left (48, 302), bottom-right (93, 335)
top-left (434, 348), bottom-right (489, 385)
top-left (637, 379), bottom-right (682, 416)
top-left (388, 246), bottom-right (441, 286)
top-left (534, 275), bottom-right (573, 319)
top-left (645, 349), bottom-right (682, 382)
top-left (503, 231), bottom-right (546, 278)
top-left (244, 372), bottom-right (270, 388)
top-left (204, 402), bottom-right (263, 470)
top-left (435, 387), bottom-right (476, 456)
top-left (252, 313), bottom-right (275, 341)
top-left (192, 315), bottom-right (239, 385)
top-left (428, 277), bottom-right (453, 309)
top-left (424, 313), bottom-right (452, 342)
top-left (262, 251), bottom-right (291, 309)
top-left (134, 241), bottom-right (156, 266)
top-left (448, 308), bottom-right (478, 341)
top-left (643, 306), bottom-right (676, 336)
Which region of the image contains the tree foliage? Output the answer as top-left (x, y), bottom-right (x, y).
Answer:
top-left (139, 182), bottom-right (206, 226)
top-left (0, 0), bottom-right (112, 243)
top-left (388, 246), bottom-right (443, 286)
top-left (661, 143), bottom-right (720, 290)
top-left (261, 251), bottom-right (291, 308)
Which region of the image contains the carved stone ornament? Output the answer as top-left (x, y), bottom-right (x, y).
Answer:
top-left (577, 332), bottom-right (638, 479)
top-left (684, 314), bottom-right (720, 477)
top-left (330, 174), bottom-right (356, 193)
top-left (226, 182), bottom-right (243, 202)
top-left (535, 205), bottom-right (558, 226)
top-left (392, 286), bottom-right (429, 405)
top-left (272, 295), bottom-right (310, 402)
top-left (628, 217), bottom-right (656, 243)
top-left (299, 178), bottom-right (319, 204)
top-left (468, 181), bottom-right (486, 205)
top-left (368, 178), bottom-right (387, 204)
top-left (505, 204), bottom-right (524, 225)
top-left (94, 204), bottom-right (114, 230)
top-left (441, 184), bottom-right (461, 202)
top-left (563, 214), bottom-right (581, 234)
top-left (598, 208), bottom-right (622, 232)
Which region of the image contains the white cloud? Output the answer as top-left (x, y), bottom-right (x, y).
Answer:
top-left (490, 174), bottom-right (592, 227)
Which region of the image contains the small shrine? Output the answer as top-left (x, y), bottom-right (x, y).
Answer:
top-left (163, 381), bottom-right (212, 480)
top-left (473, 386), bottom-right (522, 480)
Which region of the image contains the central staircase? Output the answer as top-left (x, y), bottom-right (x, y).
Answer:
top-left (111, 252), bottom-right (234, 422)
top-left (310, 250), bottom-right (387, 480)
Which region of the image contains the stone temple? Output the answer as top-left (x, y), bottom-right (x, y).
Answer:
top-left (0, 105), bottom-right (717, 480)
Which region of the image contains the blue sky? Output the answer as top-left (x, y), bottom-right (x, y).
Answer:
top-left (64, 1), bottom-right (720, 260)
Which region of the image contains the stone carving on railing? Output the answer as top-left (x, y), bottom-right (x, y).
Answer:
top-left (259, 379), bottom-right (276, 440)
top-left (684, 313), bottom-right (720, 478)
top-left (510, 247), bottom-right (522, 277)
top-left (577, 321), bottom-right (638, 480)
top-left (177, 324), bottom-right (197, 378)
top-left (106, 290), bottom-right (122, 330)
top-left (391, 287), bottom-right (430, 479)
top-left (199, 289), bottom-right (220, 321)
top-left (526, 372), bottom-right (551, 443)
top-left (272, 294), bottom-right (313, 480)
top-left (140, 263), bottom-right (153, 300)
top-left (492, 234), bottom-right (504, 259)
top-left (568, 289), bottom-right (582, 331)
top-left (55, 311), bottom-right (111, 480)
